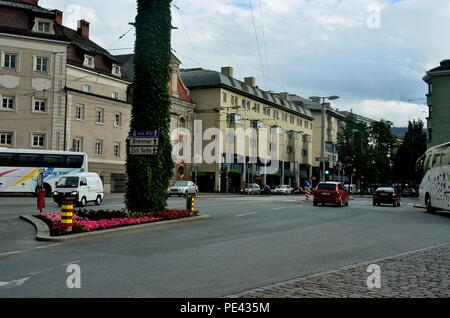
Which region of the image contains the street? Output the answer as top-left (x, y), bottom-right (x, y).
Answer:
top-left (0, 194), bottom-right (449, 297)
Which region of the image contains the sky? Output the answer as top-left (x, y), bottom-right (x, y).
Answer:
top-left (40, 0), bottom-right (450, 126)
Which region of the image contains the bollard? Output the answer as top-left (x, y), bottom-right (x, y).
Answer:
top-left (186, 194), bottom-right (196, 213)
top-left (305, 190), bottom-right (311, 201)
top-left (61, 201), bottom-right (73, 232)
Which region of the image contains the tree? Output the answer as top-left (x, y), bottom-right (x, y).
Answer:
top-left (369, 120), bottom-right (395, 185)
top-left (393, 120), bottom-right (427, 187)
top-left (126, 0), bottom-right (174, 212)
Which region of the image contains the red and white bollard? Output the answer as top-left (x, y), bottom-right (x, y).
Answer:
top-left (305, 190), bottom-right (311, 201)
top-left (61, 201), bottom-right (73, 233)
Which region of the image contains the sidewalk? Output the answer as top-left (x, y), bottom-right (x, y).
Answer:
top-left (227, 244), bottom-right (450, 298)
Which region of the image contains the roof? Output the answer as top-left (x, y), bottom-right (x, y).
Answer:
top-left (429, 59), bottom-right (450, 73)
top-left (289, 94), bottom-right (346, 120)
top-left (0, 0), bottom-right (54, 15)
top-left (338, 111), bottom-right (376, 124)
top-left (115, 54), bottom-right (134, 81)
top-left (180, 68), bottom-right (313, 119)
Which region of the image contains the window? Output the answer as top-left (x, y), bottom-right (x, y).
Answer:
top-left (114, 112), bottom-right (122, 127)
top-left (247, 101), bottom-right (251, 110)
top-left (3, 54), bottom-right (16, 69)
top-left (0, 132), bottom-right (13, 146)
top-left (37, 21), bottom-right (51, 33)
top-left (302, 149), bottom-right (308, 157)
top-left (242, 99), bottom-right (246, 109)
top-left (112, 91), bottom-right (119, 100)
top-left (95, 140), bottom-right (103, 156)
top-left (72, 138), bottom-right (83, 152)
top-left (84, 55), bottom-right (95, 68)
top-left (2, 97), bottom-right (14, 110)
top-left (96, 108), bottom-right (104, 124)
top-left (113, 143), bottom-right (121, 158)
top-left (75, 104), bottom-right (85, 120)
top-left (83, 84), bottom-right (92, 93)
top-left (222, 93), bottom-right (227, 103)
top-left (290, 116), bottom-right (295, 124)
top-left (112, 64), bottom-right (121, 77)
top-left (287, 146), bottom-right (293, 155)
top-left (36, 57), bottom-right (48, 72)
top-left (32, 134), bottom-right (45, 147)
top-left (34, 99), bottom-right (46, 112)
top-left (264, 107), bottom-right (270, 116)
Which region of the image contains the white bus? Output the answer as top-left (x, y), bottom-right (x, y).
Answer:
top-left (0, 149), bottom-right (88, 196)
top-left (416, 142), bottom-right (450, 213)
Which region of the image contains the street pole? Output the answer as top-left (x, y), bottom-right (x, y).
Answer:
top-left (320, 99), bottom-right (327, 182)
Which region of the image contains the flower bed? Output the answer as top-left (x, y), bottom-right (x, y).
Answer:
top-left (36, 209), bottom-right (198, 236)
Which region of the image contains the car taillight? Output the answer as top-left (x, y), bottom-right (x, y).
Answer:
top-left (393, 193), bottom-right (397, 197)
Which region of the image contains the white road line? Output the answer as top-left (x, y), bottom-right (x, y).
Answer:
top-left (271, 207), bottom-right (284, 211)
top-left (0, 243), bottom-right (61, 258)
top-left (236, 212), bottom-right (257, 217)
top-left (0, 277), bottom-right (30, 288)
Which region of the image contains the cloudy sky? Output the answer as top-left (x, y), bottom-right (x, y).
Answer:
top-left (40, 0), bottom-right (450, 126)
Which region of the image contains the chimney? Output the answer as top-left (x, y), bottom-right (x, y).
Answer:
top-left (280, 92), bottom-right (290, 101)
top-left (77, 20), bottom-right (90, 39)
top-left (244, 77), bottom-right (256, 87)
top-left (21, 0), bottom-right (39, 5)
top-left (53, 10), bottom-right (63, 25)
top-left (221, 66), bottom-right (234, 78)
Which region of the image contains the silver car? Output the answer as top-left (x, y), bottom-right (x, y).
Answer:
top-left (272, 185), bottom-right (294, 195)
top-left (241, 183), bottom-right (261, 195)
top-left (168, 181), bottom-right (198, 197)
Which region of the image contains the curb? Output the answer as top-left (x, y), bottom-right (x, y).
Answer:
top-left (20, 214), bottom-right (211, 242)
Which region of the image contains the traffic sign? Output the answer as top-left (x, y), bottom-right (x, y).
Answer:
top-left (129, 130), bottom-right (160, 138)
top-left (129, 146), bottom-right (158, 156)
top-left (129, 138), bottom-right (159, 147)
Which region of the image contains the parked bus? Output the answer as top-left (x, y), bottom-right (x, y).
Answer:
top-left (416, 142), bottom-right (450, 213)
top-left (0, 149), bottom-right (88, 196)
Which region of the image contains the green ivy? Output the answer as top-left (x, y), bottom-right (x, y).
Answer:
top-left (126, 0), bottom-right (174, 212)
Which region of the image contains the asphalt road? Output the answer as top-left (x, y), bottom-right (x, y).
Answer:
top-left (0, 194), bottom-right (449, 297)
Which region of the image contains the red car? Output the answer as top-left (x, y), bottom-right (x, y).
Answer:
top-left (313, 182), bottom-right (349, 207)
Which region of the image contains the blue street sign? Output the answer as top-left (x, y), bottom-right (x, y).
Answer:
top-left (129, 130), bottom-right (160, 138)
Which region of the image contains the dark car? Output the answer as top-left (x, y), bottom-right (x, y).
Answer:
top-left (373, 187), bottom-right (401, 207)
top-left (261, 185), bottom-right (272, 195)
top-left (401, 188), bottom-right (418, 198)
top-left (313, 182), bottom-right (349, 207)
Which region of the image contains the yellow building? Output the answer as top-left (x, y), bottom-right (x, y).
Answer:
top-left (181, 66), bottom-right (314, 193)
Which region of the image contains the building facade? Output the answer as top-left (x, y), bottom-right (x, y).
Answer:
top-left (290, 95), bottom-right (346, 186)
top-left (423, 59), bottom-right (450, 148)
top-left (116, 53), bottom-right (196, 186)
top-left (0, 0), bottom-right (132, 193)
top-left (181, 67), bottom-right (314, 193)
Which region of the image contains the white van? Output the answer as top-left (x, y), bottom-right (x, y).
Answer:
top-left (53, 172), bottom-right (104, 207)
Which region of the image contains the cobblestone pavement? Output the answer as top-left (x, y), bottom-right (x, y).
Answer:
top-left (227, 244), bottom-right (450, 298)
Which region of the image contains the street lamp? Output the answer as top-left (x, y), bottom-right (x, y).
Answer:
top-left (309, 95), bottom-right (340, 182)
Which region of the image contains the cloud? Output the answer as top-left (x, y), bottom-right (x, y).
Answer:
top-left (39, 0), bottom-right (446, 126)
top-left (338, 100), bottom-right (428, 126)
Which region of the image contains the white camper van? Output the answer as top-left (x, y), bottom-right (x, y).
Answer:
top-left (53, 172), bottom-right (104, 207)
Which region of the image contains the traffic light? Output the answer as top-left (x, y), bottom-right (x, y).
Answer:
top-left (325, 170), bottom-right (330, 175)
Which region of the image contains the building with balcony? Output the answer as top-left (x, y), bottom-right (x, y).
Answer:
top-left (180, 66), bottom-right (314, 193)
top-left (423, 59), bottom-right (450, 148)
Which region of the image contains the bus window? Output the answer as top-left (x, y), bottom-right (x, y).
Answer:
top-left (442, 146), bottom-right (450, 166)
top-left (43, 155), bottom-right (66, 168)
top-left (18, 154), bottom-right (43, 167)
top-left (432, 153), bottom-right (442, 168)
top-left (424, 153), bottom-right (432, 171)
top-left (0, 153), bottom-right (16, 166)
top-left (66, 156), bottom-right (83, 168)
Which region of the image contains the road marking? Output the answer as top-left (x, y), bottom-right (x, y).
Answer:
top-left (0, 277), bottom-right (30, 288)
top-left (0, 243), bottom-right (61, 258)
top-left (236, 212), bottom-right (257, 217)
top-left (271, 207), bottom-right (284, 211)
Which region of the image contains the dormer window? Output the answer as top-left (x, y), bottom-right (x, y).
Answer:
top-left (33, 18), bottom-right (54, 34)
top-left (38, 22), bottom-right (50, 33)
top-left (84, 55), bottom-right (95, 69)
top-left (112, 64), bottom-right (121, 77)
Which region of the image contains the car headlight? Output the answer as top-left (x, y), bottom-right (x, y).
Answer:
top-left (53, 192), bottom-right (59, 196)
top-left (70, 191), bottom-right (79, 196)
